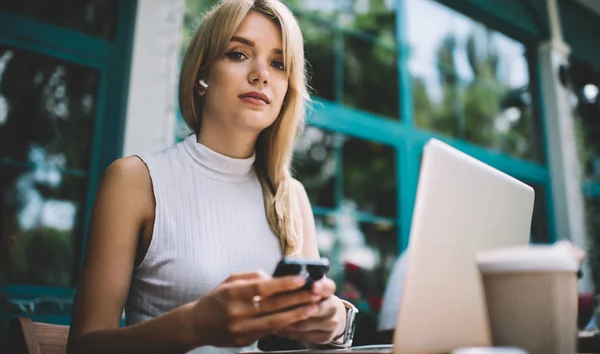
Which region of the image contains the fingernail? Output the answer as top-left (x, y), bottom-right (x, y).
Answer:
top-left (307, 305), bottom-right (318, 315)
top-left (313, 282), bottom-right (322, 292)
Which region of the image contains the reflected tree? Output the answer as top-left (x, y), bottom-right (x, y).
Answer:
top-left (414, 26), bottom-right (537, 161)
top-left (0, 46), bottom-right (97, 286)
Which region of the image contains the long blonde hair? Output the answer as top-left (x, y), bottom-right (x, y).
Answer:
top-left (179, 0), bottom-right (309, 255)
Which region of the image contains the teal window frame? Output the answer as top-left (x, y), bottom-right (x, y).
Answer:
top-left (0, 1), bottom-right (137, 326)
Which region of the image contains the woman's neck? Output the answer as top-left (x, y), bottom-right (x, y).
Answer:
top-left (197, 122), bottom-right (258, 159)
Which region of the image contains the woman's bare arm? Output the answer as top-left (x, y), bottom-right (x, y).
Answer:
top-left (67, 157), bottom-right (197, 354)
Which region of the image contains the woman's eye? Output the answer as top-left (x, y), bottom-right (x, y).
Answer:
top-left (226, 51), bottom-right (247, 61)
top-left (272, 61), bottom-right (285, 71)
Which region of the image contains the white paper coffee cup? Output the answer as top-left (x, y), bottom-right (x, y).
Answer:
top-left (477, 244), bottom-right (579, 354)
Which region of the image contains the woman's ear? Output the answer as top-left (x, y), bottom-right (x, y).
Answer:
top-left (196, 79), bottom-right (209, 96)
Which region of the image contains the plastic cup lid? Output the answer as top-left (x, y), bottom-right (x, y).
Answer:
top-left (452, 347), bottom-right (528, 354)
top-left (476, 243), bottom-right (579, 274)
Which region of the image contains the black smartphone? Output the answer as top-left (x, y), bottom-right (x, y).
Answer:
top-left (272, 257), bottom-right (330, 291)
top-left (258, 258), bottom-right (331, 352)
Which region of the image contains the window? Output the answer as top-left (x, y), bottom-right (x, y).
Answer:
top-left (0, 46), bottom-right (100, 286)
top-left (343, 32), bottom-right (398, 118)
top-left (0, 0), bottom-right (119, 40)
top-left (568, 59), bottom-right (600, 182)
top-left (407, 0), bottom-right (544, 162)
top-left (288, 0), bottom-right (399, 119)
top-left (343, 137), bottom-right (397, 217)
top-left (299, 15), bottom-right (336, 101)
top-left (569, 58), bottom-right (600, 292)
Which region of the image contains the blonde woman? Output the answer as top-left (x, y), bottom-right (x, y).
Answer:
top-left (67, 1), bottom-right (354, 353)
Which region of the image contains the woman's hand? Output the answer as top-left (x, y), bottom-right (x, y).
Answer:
top-left (275, 277), bottom-right (347, 345)
top-left (189, 270), bottom-right (322, 349)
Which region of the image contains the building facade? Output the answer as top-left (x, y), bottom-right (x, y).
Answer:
top-left (1, 0), bottom-right (600, 338)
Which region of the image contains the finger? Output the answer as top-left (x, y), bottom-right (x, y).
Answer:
top-left (251, 290), bottom-right (321, 316)
top-left (311, 278), bottom-right (336, 297)
top-left (226, 270), bottom-right (270, 282)
top-left (234, 303), bottom-right (319, 336)
top-left (234, 275), bottom-right (307, 300)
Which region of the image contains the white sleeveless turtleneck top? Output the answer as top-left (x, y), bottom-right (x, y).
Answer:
top-left (125, 134), bottom-right (283, 354)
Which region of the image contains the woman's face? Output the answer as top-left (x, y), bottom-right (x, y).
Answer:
top-left (199, 11), bottom-right (289, 133)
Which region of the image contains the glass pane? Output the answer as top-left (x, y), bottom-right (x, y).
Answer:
top-left (0, 0), bottom-right (119, 40)
top-left (411, 52), bottom-right (461, 137)
top-left (343, 33), bottom-right (398, 118)
top-left (299, 15), bottom-right (336, 101)
top-left (407, 0), bottom-right (543, 162)
top-left (288, 0), bottom-right (398, 116)
top-left (462, 32), bottom-right (540, 162)
top-left (289, 0), bottom-right (396, 37)
top-left (0, 164), bottom-right (87, 286)
top-left (343, 137), bottom-right (397, 217)
top-left (0, 45), bottom-right (100, 171)
top-left (316, 219), bottom-right (399, 302)
top-left (568, 59), bottom-right (600, 181)
top-left (528, 182), bottom-right (549, 244)
top-left (292, 126), bottom-right (337, 208)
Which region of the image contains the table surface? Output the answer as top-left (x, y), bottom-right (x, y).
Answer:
top-left (241, 345), bottom-right (596, 354)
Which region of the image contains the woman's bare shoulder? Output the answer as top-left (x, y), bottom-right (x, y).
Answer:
top-left (97, 156), bottom-right (155, 218)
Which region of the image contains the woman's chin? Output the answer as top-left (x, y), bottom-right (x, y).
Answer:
top-left (236, 112), bottom-right (278, 132)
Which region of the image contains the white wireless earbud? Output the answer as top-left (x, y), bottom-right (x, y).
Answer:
top-left (198, 79), bottom-right (209, 90)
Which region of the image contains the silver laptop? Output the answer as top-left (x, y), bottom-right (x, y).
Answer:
top-left (393, 139), bottom-right (535, 354)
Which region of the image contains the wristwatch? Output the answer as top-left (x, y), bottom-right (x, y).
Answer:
top-left (328, 299), bottom-right (358, 348)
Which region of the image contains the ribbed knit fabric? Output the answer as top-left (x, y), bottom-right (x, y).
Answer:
top-left (125, 134), bottom-right (283, 354)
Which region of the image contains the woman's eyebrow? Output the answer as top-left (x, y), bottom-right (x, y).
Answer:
top-left (230, 36), bottom-right (282, 54)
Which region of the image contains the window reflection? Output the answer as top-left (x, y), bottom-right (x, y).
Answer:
top-left (568, 59), bottom-right (600, 181)
top-left (293, 126), bottom-right (398, 217)
top-left (0, 0), bottom-right (119, 40)
top-left (286, 0), bottom-right (398, 117)
top-left (0, 46), bottom-right (100, 171)
top-left (343, 137), bottom-right (397, 217)
top-left (407, 0), bottom-right (543, 162)
top-left (298, 15), bottom-right (336, 101)
top-left (343, 33), bottom-right (398, 118)
top-left (315, 214), bottom-right (398, 314)
top-left (293, 126), bottom-right (337, 208)
top-left (0, 164), bottom-right (86, 286)
top-left (0, 45), bottom-right (98, 287)
top-left (289, 0), bottom-right (396, 38)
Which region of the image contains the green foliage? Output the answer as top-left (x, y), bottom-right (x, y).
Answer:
top-left (413, 25), bottom-right (538, 161)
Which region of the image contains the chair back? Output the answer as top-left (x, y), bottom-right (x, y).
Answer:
top-left (9, 317), bottom-right (69, 354)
